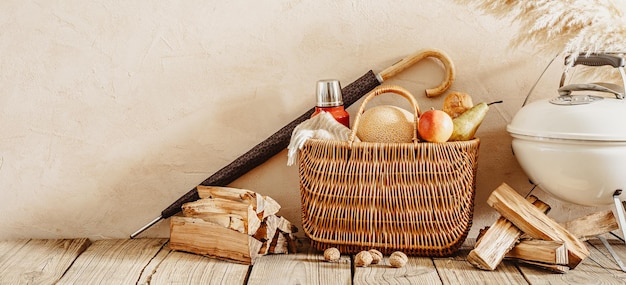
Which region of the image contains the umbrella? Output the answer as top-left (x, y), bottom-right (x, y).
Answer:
top-left (131, 48), bottom-right (456, 238)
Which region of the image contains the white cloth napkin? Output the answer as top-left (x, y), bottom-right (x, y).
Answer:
top-left (287, 111), bottom-right (357, 166)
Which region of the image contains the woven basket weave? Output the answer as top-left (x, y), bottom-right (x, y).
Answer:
top-left (298, 85), bottom-right (479, 256)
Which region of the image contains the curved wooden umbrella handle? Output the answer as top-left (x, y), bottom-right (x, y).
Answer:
top-left (378, 48), bottom-right (456, 97)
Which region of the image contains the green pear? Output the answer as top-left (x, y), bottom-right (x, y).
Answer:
top-left (448, 101), bottom-right (501, 141)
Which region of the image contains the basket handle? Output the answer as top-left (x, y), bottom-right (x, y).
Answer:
top-left (349, 85), bottom-right (421, 143)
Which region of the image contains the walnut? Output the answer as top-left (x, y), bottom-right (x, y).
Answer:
top-left (368, 249), bottom-right (383, 264)
top-left (389, 251), bottom-right (408, 268)
top-left (442, 91), bottom-right (474, 119)
top-left (355, 250), bottom-right (373, 267)
top-left (323, 247), bottom-right (341, 262)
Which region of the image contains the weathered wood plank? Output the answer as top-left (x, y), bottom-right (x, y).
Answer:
top-left (353, 255), bottom-right (442, 285)
top-left (137, 244), bottom-right (172, 285)
top-left (517, 238), bottom-right (626, 284)
top-left (0, 239), bottom-right (90, 285)
top-left (584, 238), bottom-right (626, 282)
top-left (139, 243), bottom-right (249, 285)
top-left (0, 239), bottom-right (30, 267)
top-left (2, 237), bottom-right (626, 285)
top-left (247, 246), bottom-right (351, 285)
top-left (56, 238), bottom-right (167, 285)
top-left (434, 240), bottom-right (528, 285)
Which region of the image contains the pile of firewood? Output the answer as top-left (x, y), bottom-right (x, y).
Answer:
top-left (469, 183), bottom-right (619, 273)
top-left (169, 186), bottom-right (298, 265)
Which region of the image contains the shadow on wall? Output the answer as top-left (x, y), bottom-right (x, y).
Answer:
top-left (113, 86), bottom-right (301, 239)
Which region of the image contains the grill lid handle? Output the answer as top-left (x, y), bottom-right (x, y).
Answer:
top-left (557, 53), bottom-right (626, 103)
top-left (568, 53), bottom-right (625, 68)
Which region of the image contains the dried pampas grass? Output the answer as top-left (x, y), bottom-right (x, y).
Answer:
top-left (458, 0), bottom-right (626, 61)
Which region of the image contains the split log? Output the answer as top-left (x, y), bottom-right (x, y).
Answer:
top-left (181, 197), bottom-right (261, 234)
top-left (253, 217), bottom-right (279, 242)
top-left (254, 215), bottom-right (298, 255)
top-left (196, 186), bottom-right (281, 218)
top-left (261, 196), bottom-right (281, 219)
top-left (284, 233), bottom-right (298, 254)
top-left (254, 217), bottom-right (280, 256)
top-left (268, 229), bottom-right (288, 254)
top-left (197, 185), bottom-right (257, 204)
top-left (169, 216), bottom-right (263, 265)
top-left (184, 212), bottom-right (247, 234)
top-left (487, 183), bottom-right (590, 269)
top-left (563, 210), bottom-right (618, 241)
top-left (259, 232), bottom-right (292, 255)
top-left (258, 240), bottom-right (271, 256)
top-left (468, 195), bottom-right (550, 270)
top-left (505, 239), bottom-right (569, 273)
top-left (253, 214), bottom-right (297, 242)
top-left (275, 215), bottom-right (298, 234)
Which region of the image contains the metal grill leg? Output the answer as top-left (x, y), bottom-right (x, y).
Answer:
top-left (596, 190), bottom-right (626, 273)
top-left (599, 236), bottom-right (626, 272)
top-left (613, 190), bottom-right (626, 243)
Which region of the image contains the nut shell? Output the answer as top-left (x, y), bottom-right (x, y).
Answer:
top-left (443, 91), bottom-right (473, 119)
top-left (324, 248), bottom-right (341, 262)
top-left (389, 251), bottom-right (408, 268)
top-left (368, 249), bottom-right (383, 264)
top-left (355, 251), bottom-right (373, 267)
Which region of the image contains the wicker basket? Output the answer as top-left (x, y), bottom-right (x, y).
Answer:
top-left (298, 85), bottom-right (479, 256)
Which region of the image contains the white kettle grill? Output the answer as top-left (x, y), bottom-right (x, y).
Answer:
top-left (507, 53), bottom-right (626, 267)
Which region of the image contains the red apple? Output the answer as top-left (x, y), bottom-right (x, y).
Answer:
top-left (418, 109), bottom-right (453, 143)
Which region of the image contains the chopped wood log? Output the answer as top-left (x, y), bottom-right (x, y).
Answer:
top-left (169, 216), bottom-right (263, 265)
top-left (261, 196), bottom-right (281, 219)
top-left (266, 214), bottom-right (298, 233)
top-left (197, 185), bottom-right (256, 203)
top-left (253, 216), bottom-right (279, 243)
top-left (185, 212), bottom-right (247, 233)
top-left (563, 210), bottom-right (619, 241)
top-left (252, 214), bottom-right (298, 246)
top-left (487, 183), bottom-right (590, 269)
top-left (196, 185), bottom-right (281, 218)
top-left (258, 231), bottom-right (286, 256)
top-left (505, 239), bottom-right (568, 271)
top-left (476, 226), bottom-right (490, 242)
top-left (468, 195), bottom-right (550, 271)
top-left (258, 240), bottom-right (271, 255)
top-left (182, 197), bottom-right (261, 234)
top-left (274, 215), bottom-right (298, 234)
top-left (255, 216), bottom-right (298, 255)
top-left (284, 233), bottom-right (298, 253)
top-left (268, 229), bottom-right (288, 254)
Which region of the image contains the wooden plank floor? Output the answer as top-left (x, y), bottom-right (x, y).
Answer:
top-left (1, 237), bottom-right (626, 284)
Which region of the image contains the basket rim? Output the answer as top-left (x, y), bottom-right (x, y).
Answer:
top-left (303, 137), bottom-right (480, 148)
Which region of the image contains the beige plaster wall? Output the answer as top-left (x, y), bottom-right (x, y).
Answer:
top-left (0, 0), bottom-right (609, 240)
